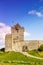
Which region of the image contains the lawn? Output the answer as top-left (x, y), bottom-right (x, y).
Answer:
top-left (0, 51), bottom-right (43, 65)
top-left (27, 50), bottom-right (43, 57)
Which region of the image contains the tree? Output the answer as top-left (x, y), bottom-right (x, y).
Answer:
top-left (0, 48), bottom-right (5, 52)
top-left (38, 45), bottom-right (43, 52)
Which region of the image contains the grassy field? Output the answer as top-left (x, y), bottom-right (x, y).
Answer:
top-left (27, 50), bottom-right (43, 57)
top-left (0, 51), bottom-right (43, 65)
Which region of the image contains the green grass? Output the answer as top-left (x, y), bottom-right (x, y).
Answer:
top-left (27, 50), bottom-right (43, 57)
top-left (0, 51), bottom-right (43, 65)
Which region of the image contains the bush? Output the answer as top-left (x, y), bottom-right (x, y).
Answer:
top-left (0, 48), bottom-right (5, 52)
top-left (38, 45), bottom-right (43, 52)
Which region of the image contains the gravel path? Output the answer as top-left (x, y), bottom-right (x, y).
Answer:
top-left (21, 52), bottom-right (43, 60)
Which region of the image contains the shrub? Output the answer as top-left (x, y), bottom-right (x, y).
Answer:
top-left (38, 45), bottom-right (43, 52)
top-left (0, 48), bottom-right (5, 52)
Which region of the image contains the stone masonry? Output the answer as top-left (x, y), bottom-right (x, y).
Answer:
top-left (5, 23), bottom-right (43, 52)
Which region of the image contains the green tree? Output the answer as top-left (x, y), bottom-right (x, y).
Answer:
top-left (38, 45), bottom-right (43, 52)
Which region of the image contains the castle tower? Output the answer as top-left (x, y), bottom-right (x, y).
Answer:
top-left (11, 23), bottom-right (24, 42)
top-left (5, 23), bottom-right (24, 52)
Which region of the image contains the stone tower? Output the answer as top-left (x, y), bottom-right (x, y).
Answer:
top-left (5, 23), bottom-right (24, 51)
top-left (11, 23), bottom-right (24, 42)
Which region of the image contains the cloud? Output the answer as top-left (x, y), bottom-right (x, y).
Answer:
top-left (24, 31), bottom-right (30, 40)
top-left (0, 22), bottom-right (11, 48)
top-left (28, 10), bottom-right (43, 17)
top-left (24, 31), bottom-right (30, 37)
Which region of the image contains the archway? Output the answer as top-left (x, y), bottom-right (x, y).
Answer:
top-left (22, 45), bottom-right (28, 52)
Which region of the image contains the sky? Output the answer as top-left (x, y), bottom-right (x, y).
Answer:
top-left (0, 0), bottom-right (43, 48)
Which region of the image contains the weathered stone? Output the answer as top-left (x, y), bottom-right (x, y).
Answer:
top-left (5, 24), bottom-right (43, 52)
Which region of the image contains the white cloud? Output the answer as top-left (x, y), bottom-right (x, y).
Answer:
top-left (0, 22), bottom-right (11, 48)
top-left (24, 31), bottom-right (30, 37)
top-left (28, 10), bottom-right (43, 17)
top-left (24, 31), bottom-right (30, 40)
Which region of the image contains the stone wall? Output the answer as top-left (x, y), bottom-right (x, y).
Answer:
top-left (25, 40), bottom-right (39, 50)
top-left (5, 34), bottom-right (12, 51)
top-left (11, 40), bottom-right (43, 52)
top-left (5, 36), bottom-right (43, 52)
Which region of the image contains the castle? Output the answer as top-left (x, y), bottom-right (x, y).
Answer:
top-left (5, 24), bottom-right (43, 52)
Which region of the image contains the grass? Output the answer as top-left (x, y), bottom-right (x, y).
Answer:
top-left (27, 50), bottom-right (43, 57)
top-left (0, 51), bottom-right (43, 65)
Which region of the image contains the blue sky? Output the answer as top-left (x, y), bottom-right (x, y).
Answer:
top-left (0, 0), bottom-right (43, 48)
